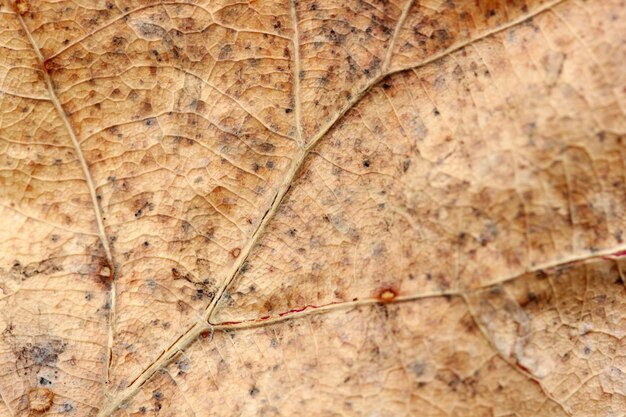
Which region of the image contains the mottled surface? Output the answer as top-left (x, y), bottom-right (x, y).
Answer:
top-left (0, 0), bottom-right (624, 415)
top-left (0, 0), bottom-right (109, 414)
top-left (117, 259), bottom-right (625, 417)
top-left (214, 0), bottom-right (626, 323)
top-left (117, 295), bottom-right (571, 417)
top-left (468, 260), bottom-right (626, 416)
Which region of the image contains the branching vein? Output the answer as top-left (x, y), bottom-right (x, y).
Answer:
top-left (13, 8), bottom-right (117, 385)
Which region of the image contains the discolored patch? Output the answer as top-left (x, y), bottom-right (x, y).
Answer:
top-left (28, 388), bottom-right (54, 412)
top-left (15, 339), bottom-right (66, 376)
top-left (1, 0), bottom-right (625, 415)
top-left (12, 0), bottom-right (30, 15)
top-left (377, 288), bottom-right (398, 302)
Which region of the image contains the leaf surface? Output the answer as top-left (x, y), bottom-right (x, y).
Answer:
top-left (0, 0), bottom-right (624, 415)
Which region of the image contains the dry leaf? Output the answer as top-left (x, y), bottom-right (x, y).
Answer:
top-left (0, 0), bottom-right (624, 415)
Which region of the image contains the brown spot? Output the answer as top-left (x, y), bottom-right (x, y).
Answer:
top-left (518, 291), bottom-right (539, 308)
top-left (377, 288), bottom-right (397, 302)
top-left (209, 186), bottom-right (236, 215)
top-left (28, 388), bottom-right (54, 412)
top-left (94, 258), bottom-right (114, 289)
top-left (460, 313), bottom-right (478, 334)
top-left (176, 300), bottom-right (189, 313)
top-left (42, 59), bottom-right (60, 73)
top-left (230, 247), bottom-right (241, 258)
top-left (13, 0), bottom-right (29, 15)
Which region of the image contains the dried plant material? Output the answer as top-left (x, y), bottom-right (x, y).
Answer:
top-left (0, 0), bottom-right (624, 415)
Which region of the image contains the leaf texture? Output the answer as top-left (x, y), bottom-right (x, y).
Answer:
top-left (0, 0), bottom-right (624, 415)
top-left (115, 258), bottom-right (626, 417)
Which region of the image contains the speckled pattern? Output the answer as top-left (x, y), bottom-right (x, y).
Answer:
top-left (0, 0), bottom-right (624, 416)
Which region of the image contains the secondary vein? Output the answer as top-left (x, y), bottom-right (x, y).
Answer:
top-left (14, 8), bottom-right (116, 384)
top-left (96, 0), bottom-right (568, 412)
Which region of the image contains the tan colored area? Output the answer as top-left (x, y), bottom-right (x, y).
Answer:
top-left (0, 0), bottom-right (624, 415)
top-left (116, 292), bottom-right (574, 417)
top-left (0, 398), bottom-right (12, 417)
top-left (214, 0), bottom-right (626, 323)
top-left (467, 260), bottom-right (626, 415)
top-left (122, 258), bottom-right (625, 417)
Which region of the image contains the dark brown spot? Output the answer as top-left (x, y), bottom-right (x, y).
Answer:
top-left (43, 58), bottom-right (59, 73)
top-left (518, 291), bottom-right (539, 308)
top-left (95, 259), bottom-right (114, 288)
